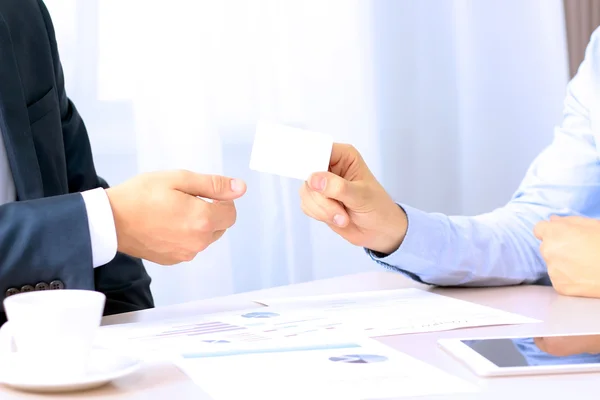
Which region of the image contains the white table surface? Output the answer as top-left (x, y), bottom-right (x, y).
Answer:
top-left (2, 271), bottom-right (600, 399)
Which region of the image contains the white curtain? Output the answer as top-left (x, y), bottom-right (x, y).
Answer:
top-left (43, 0), bottom-right (569, 306)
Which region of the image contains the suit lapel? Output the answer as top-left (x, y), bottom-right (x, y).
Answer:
top-left (0, 13), bottom-right (43, 200)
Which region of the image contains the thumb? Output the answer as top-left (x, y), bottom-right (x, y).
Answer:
top-left (308, 172), bottom-right (364, 208)
top-left (170, 170), bottom-right (247, 200)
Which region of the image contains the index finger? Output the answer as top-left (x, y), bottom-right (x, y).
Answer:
top-left (197, 199), bottom-right (238, 231)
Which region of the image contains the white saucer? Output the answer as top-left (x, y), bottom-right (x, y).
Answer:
top-left (0, 348), bottom-right (141, 393)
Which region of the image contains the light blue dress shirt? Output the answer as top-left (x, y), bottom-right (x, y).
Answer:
top-left (369, 29), bottom-right (600, 365)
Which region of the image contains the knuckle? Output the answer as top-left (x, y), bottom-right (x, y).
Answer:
top-left (196, 217), bottom-right (214, 232)
top-left (315, 196), bottom-right (335, 214)
top-left (190, 205), bottom-right (212, 231)
top-left (327, 178), bottom-right (345, 198)
top-left (308, 186), bottom-right (324, 202)
top-left (174, 169), bottom-right (192, 182)
top-left (161, 169), bottom-right (191, 189)
top-left (309, 190), bottom-right (325, 205)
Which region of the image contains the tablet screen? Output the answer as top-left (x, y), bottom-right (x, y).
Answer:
top-left (461, 335), bottom-right (600, 367)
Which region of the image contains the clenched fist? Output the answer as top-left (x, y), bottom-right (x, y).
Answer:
top-left (299, 143), bottom-right (407, 254)
top-left (534, 215), bottom-right (600, 298)
top-left (106, 170), bottom-right (246, 265)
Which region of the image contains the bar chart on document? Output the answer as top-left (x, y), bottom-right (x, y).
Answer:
top-left (96, 307), bottom-right (350, 354)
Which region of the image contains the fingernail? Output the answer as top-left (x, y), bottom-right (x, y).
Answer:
top-left (310, 176), bottom-right (326, 192)
top-left (230, 179), bottom-right (243, 192)
top-left (333, 214), bottom-right (346, 226)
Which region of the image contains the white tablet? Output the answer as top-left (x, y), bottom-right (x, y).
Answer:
top-left (438, 333), bottom-right (600, 377)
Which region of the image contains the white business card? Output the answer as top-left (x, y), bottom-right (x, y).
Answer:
top-left (249, 121), bottom-right (333, 181)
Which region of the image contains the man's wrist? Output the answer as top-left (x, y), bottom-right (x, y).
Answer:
top-left (370, 203), bottom-right (408, 255)
top-left (104, 186), bottom-right (130, 256)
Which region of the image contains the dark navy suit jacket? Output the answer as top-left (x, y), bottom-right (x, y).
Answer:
top-left (0, 0), bottom-right (154, 321)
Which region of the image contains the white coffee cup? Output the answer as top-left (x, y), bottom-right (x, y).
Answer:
top-left (0, 289), bottom-right (106, 381)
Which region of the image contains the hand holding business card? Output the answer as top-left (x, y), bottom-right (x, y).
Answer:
top-left (249, 121), bottom-right (333, 181)
top-left (249, 120), bottom-right (407, 254)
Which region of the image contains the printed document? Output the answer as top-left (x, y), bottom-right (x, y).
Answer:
top-left (172, 337), bottom-right (477, 400)
top-left (255, 288), bottom-right (539, 337)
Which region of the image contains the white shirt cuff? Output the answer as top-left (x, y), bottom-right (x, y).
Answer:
top-left (81, 188), bottom-right (118, 268)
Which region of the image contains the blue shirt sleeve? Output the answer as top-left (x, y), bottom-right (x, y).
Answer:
top-left (368, 28), bottom-right (600, 287)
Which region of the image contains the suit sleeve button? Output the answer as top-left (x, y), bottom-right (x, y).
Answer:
top-left (49, 280), bottom-right (65, 290)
